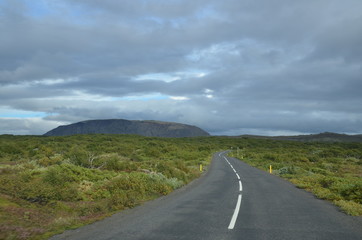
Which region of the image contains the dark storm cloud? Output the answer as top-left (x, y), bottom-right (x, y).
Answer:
top-left (0, 0), bottom-right (361, 135)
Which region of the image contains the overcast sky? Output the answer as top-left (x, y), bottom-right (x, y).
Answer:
top-left (0, 0), bottom-right (361, 136)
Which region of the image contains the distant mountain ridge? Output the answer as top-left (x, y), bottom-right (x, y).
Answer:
top-left (240, 132), bottom-right (362, 143)
top-left (43, 119), bottom-right (210, 137)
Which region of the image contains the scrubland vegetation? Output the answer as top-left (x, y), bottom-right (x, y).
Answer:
top-left (0, 135), bottom-right (361, 239)
top-left (0, 134), bottom-right (223, 239)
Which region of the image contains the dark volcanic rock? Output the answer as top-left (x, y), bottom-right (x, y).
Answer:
top-left (43, 119), bottom-right (210, 137)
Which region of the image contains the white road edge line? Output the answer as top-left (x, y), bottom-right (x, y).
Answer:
top-left (239, 181), bottom-right (242, 192)
top-left (228, 194), bottom-right (242, 229)
top-left (236, 173), bottom-right (240, 179)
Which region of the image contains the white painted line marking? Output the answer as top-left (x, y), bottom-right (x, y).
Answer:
top-left (228, 194), bottom-right (242, 229)
top-left (221, 151), bottom-right (244, 230)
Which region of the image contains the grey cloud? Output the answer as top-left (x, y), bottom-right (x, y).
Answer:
top-left (1, 0), bottom-right (361, 135)
top-left (63, 0), bottom-right (212, 20)
top-left (310, 19), bottom-right (362, 63)
top-left (0, 118), bottom-right (62, 135)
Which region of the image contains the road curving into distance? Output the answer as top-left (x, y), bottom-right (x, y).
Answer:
top-left (51, 151), bottom-right (362, 240)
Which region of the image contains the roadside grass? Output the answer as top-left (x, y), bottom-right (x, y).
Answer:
top-left (228, 139), bottom-right (362, 216)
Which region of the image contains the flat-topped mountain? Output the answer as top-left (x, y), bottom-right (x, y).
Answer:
top-left (43, 119), bottom-right (210, 137)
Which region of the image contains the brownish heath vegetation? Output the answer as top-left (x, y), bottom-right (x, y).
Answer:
top-left (0, 135), bottom-right (361, 239)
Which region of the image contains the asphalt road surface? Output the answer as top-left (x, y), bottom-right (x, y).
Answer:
top-left (51, 151), bottom-right (362, 240)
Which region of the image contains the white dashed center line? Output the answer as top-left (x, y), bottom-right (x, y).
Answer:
top-left (228, 194), bottom-right (242, 229)
top-left (221, 152), bottom-right (243, 230)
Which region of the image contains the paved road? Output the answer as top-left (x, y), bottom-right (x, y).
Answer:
top-left (51, 151), bottom-right (362, 240)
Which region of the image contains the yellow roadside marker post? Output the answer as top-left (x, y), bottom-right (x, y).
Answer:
top-left (200, 164), bottom-right (203, 172)
top-left (269, 165), bottom-right (272, 174)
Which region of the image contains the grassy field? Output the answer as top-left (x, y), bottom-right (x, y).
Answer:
top-left (0, 135), bottom-right (361, 239)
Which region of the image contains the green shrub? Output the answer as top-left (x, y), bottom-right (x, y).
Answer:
top-left (43, 165), bottom-right (78, 186)
top-left (336, 181), bottom-right (362, 203)
top-left (334, 200), bottom-right (362, 216)
top-left (103, 155), bottom-right (138, 172)
top-left (277, 166), bottom-right (297, 175)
